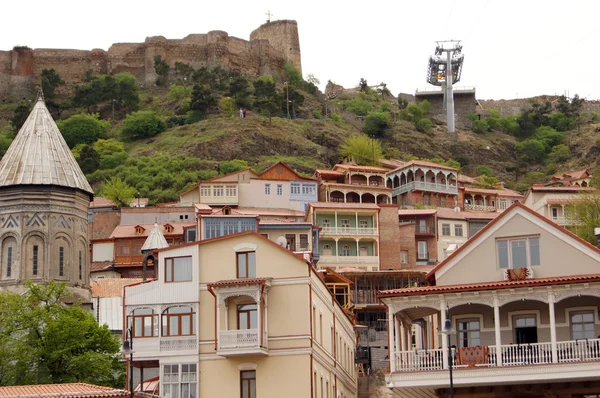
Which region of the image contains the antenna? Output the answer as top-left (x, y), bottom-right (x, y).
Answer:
top-left (426, 40), bottom-right (464, 133)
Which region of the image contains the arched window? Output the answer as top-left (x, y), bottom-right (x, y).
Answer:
top-left (128, 308), bottom-right (158, 337)
top-left (342, 245), bottom-right (351, 256)
top-left (162, 306), bottom-right (196, 336)
top-left (2, 236), bottom-right (17, 279)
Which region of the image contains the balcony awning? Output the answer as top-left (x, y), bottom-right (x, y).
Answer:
top-left (209, 277), bottom-right (272, 288)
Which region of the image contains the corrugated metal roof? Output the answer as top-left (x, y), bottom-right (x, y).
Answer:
top-left (0, 97), bottom-right (93, 195)
top-left (91, 278), bottom-right (143, 297)
top-left (141, 223), bottom-right (170, 251)
top-left (0, 383), bottom-right (129, 397)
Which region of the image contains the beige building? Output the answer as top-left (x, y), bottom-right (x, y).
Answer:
top-left (381, 202), bottom-right (600, 397)
top-left (124, 231), bottom-right (357, 397)
top-left (523, 184), bottom-right (594, 227)
top-left (436, 208), bottom-right (499, 260)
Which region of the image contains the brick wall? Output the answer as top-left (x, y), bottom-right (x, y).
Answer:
top-left (378, 204), bottom-right (401, 270)
top-left (89, 211), bottom-right (121, 241)
top-left (398, 223), bottom-right (416, 268)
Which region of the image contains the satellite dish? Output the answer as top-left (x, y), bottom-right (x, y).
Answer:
top-left (276, 236), bottom-right (288, 247)
top-left (454, 206), bottom-right (461, 213)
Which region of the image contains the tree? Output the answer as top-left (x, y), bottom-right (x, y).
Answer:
top-left (173, 62), bottom-right (194, 85)
top-left (168, 84), bottom-right (192, 101)
top-left (0, 281), bottom-right (123, 387)
top-left (102, 176), bottom-right (137, 207)
top-left (220, 159), bottom-right (249, 175)
top-left (515, 139), bottom-right (546, 164)
top-left (189, 84), bottom-right (217, 116)
top-left (339, 135), bottom-right (383, 166)
top-left (283, 63), bottom-right (303, 88)
top-left (415, 118), bottom-right (432, 133)
top-left (474, 165), bottom-right (494, 176)
top-left (569, 191), bottom-right (600, 245)
top-left (363, 111), bottom-right (390, 136)
top-left (253, 75), bottom-right (280, 125)
top-left (306, 74), bottom-right (320, 86)
top-left (93, 138), bottom-right (126, 158)
top-left (548, 144), bottom-right (571, 163)
top-left (41, 69), bottom-right (64, 99)
top-left (11, 104), bottom-right (31, 131)
top-left (121, 111), bottom-right (166, 141)
top-left (533, 126), bottom-right (564, 151)
top-left (154, 55), bottom-right (170, 86)
top-left (358, 78), bottom-right (368, 92)
top-left (77, 145), bottom-right (100, 174)
top-left (345, 97), bottom-right (373, 116)
top-left (56, 113), bottom-right (110, 148)
top-left (228, 71), bottom-right (251, 106)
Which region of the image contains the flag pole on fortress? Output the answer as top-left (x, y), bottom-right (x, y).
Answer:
top-left (266, 10), bottom-right (273, 23)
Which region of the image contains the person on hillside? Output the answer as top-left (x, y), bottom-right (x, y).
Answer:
top-left (243, 108), bottom-right (247, 118)
top-left (239, 108), bottom-right (243, 118)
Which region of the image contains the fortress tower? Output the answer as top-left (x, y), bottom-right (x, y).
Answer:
top-left (0, 94), bottom-right (93, 300)
top-left (250, 20), bottom-right (302, 75)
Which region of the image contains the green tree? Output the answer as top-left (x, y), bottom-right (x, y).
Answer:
top-left (228, 70), bottom-right (251, 106)
top-left (548, 144), bottom-right (571, 163)
top-left (11, 104), bottom-right (31, 131)
top-left (218, 97), bottom-right (236, 117)
top-left (515, 139), bottom-right (546, 164)
top-left (101, 176), bottom-right (137, 207)
top-left (358, 78), bottom-right (368, 92)
top-left (220, 159), bottom-right (249, 175)
top-left (41, 69), bottom-right (64, 99)
top-left (568, 191), bottom-right (600, 245)
top-left (549, 112), bottom-right (574, 132)
top-left (173, 62), bottom-right (194, 85)
top-left (339, 134), bottom-right (383, 166)
top-left (168, 84), bottom-right (192, 101)
top-left (154, 55), bottom-right (170, 86)
top-left (93, 138), bottom-right (125, 158)
top-left (474, 165), bottom-right (494, 176)
top-left (415, 118), bottom-right (432, 133)
top-left (56, 113), bottom-right (110, 148)
top-left (363, 111), bottom-right (390, 136)
top-left (121, 111), bottom-right (166, 141)
top-left (345, 97), bottom-right (373, 116)
top-left (306, 74), bottom-right (320, 86)
top-left (0, 136), bottom-right (13, 159)
top-left (471, 119), bottom-right (489, 133)
top-left (473, 175), bottom-right (500, 189)
top-left (189, 84), bottom-right (217, 116)
top-left (0, 281), bottom-right (123, 387)
top-left (77, 144), bottom-right (100, 174)
top-left (283, 63), bottom-right (303, 88)
top-left (533, 126), bottom-right (564, 151)
top-left (253, 75), bottom-right (280, 125)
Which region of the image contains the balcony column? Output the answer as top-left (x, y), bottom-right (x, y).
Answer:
top-left (493, 296), bottom-right (502, 366)
top-left (343, 192), bottom-right (347, 203)
top-left (483, 195), bottom-right (488, 209)
top-left (394, 315), bottom-right (401, 357)
top-left (335, 212), bottom-right (338, 233)
top-left (356, 239), bottom-right (360, 262)
top-left (561, 204), bottom-right (566, 220)
top-left (400, 320), bottom-right (406, 351)
top-left (216, 300), bottom-right (221, 349)
top-left (355, 212), bottom-right (359, 233)
top-left (257, 293), bottom-right (262, 347)
top-left (440, 299), bottom-right (449, 369)
top-left (335, 238), bottom-right (339, 263)
top-left (224, 303), bottom-right (229, 331)
top-left (548, 292), bottom-right (558, 363)
top-left (388, 308), bottom-right (396, 372)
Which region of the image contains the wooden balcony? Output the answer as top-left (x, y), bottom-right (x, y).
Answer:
top-left (393, 181), bottom-right (458, 196)
top-left (320, 255), bottom-right (379, 264)
top-left (464, 204), bottom-right (496, 212)
top-left (321, 226), bottom-right (378, 237)
top-left (217, 329), bottom-right (268, 356)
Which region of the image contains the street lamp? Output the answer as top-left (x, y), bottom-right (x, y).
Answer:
top-left (122, 327), bottom-right (134, 398)
top-left (441, 309), bottom-right (456, 398)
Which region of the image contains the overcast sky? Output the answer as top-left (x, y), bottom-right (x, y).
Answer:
top-left (2, 0), bottom-right (598, 100)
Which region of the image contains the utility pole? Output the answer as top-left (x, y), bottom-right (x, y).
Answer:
top-left (284, 81), bottom-right (290, 119)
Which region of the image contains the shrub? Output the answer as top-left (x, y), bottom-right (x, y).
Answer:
top-left (533, 126), bottom-right (564, 151)
top-left (121, 111), bottom-right (166, 141)
top-left (363, 111), bottom-right (390, 135)
top-left (56, 113), bottom-right (110, 148)
top-left (339, 135), bottom-right (383, 166)
top-left (549, 112), bottom-right (574, 132)
top-left (471, 119), bottom-right (489, 133)
top-left (312, 110), bottom-right (322, 119)
top-left (548, 144), bottom-right (571, 163)
top-left (416, 118), bottom-right (432, 133)
top-left (331, 113), bottom-right (342, 122)
top-left (168, 84), bottom-right (191, 101)
top-left (474, 165), bottom-right (494, 176)
top-left (345, 97), bottom-right (373, 116)
top-left (220, 159), bottom-right (249, 175)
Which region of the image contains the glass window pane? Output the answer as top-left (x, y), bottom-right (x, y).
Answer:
top-left (182, 315), bottom-right (191, 335)
top-left (144, 317), bottom-right (152, 336)
top-left (238, 254), bottom-right (247, 277)
top-left (583, 313), bottom-right (594, 322)
top-left (134, 318), bottom-right (142, 336)
top-left (250, 380), bottom-right (256, 398)
top-left (573, 314), bottom-right (583, 323)
top-left (529, 237), bottom-right (540, 265)
top-left (248, 252), bottom-right (256, 278)
top-left (166, 262), bottom-right (173, 282)
top-left (239, 313), bottom-right (248, 329)
top-left (511, 240), bottom-right (527, 268)
top-left (498, 240), bottom-right (509, 268)
top-left (250, 309), bottom-right (258, 329)
top-left (170, 317), bottom-right (179, 335)
top-left (573, 324), bottom-right (583, 332)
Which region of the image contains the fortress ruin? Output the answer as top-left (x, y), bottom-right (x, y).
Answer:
top-left (0, 20), bottom-right (302, 99)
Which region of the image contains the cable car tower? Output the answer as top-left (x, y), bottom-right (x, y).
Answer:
top-left (426, 40), bottom-right (464, 133)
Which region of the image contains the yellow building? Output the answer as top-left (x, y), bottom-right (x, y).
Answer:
top-left (124, 231), bottom-right (357, 397)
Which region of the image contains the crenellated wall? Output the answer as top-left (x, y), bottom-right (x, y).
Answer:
top-left (0, 20), bottom-right (302, 99)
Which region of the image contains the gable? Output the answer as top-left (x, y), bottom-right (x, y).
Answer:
top-left (258, 162), bottom-right (313, 181)
top-left (434, 207), bottom-right (600, 286)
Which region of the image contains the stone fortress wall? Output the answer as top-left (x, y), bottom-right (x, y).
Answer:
top-left (0, 20), bottom-right (301, 99)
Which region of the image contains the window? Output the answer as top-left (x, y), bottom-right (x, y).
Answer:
top-left (497, 237), bottom-right (540, 269)
top-left (78, 251), bottom-right (82, 280)
top-left (340, 219), bottom-right (350, 231)
top-left (291, 182), bottom-right (301, 195)
top-left (240, 370), bottom-right (256, 398)
top-left (359, 220), bottom-right (368, 229)
top-left (213, 185), bottom-right (224, 196)
top-left (322, 218), bottom-right (330, 228)
top-left (454, 224), bottom-right (463, 237)
top-left (514, 315), bottom-right (538, 344)
top-left (186, 228), bottom-right (197, 243)
top-left (299, 234), bottom-right (309, 250)
top-left (33, 245), bottom-right (38, 275)
top-left (265, 184), bottom-right (271, 195)
top-left (285, 234), bottom-right (296, 251)
top-left (200, 186), bottom-right (211, 197)
top-left (128, 308), bottom-right (158, 337)
top-left (238, 304), bottom-right (258, 329)
top-left (116, 241), bottom-right (131, 256)
top-left (165, 224), bottom-right (174, 233)
top-left (442, 223), bottom-right (451, 236)
top-left (571, 311), bottom-right (595, 340)
top-left (162, 306), bottom-right (196, 336)
top-left (165, 256), bottom-right (193, 283)
top-left (417, 241), bottom-right (428, 260)
top-left (237, 251), bottom-right (256, 278)
top-left (457, 319), bottom-right (480, 348)
top-left (226, 185), bottom-right (237, 197)
top-left (277, 184), bottom-right (283, 196)
top-left (342, 245), bottom-right (351, 256)
top-left (135, 225), bottom-right (145, 234)
top-left (319, 313), bottom-right (323, 343)
top-left (400, 250), bottom-right (409, 264)
top-left (6, 247), bottom-right (12, 277)
top-left (59, 247), bottom-right (64, 276)
top-left (163, 364), bottom-right (197, 398)
top-left (260, 233), bottom-right (269, 239)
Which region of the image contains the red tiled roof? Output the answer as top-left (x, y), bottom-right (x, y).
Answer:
top-left (436, 207), bottom-right (500, 221)
top-left (308, 202), bottom-right (380, 210)
top-left (0, 383), bottom-right (130, 397)
top-left (530, 184), bottom-right (595, 192)
top-left (425, 201), bottom-right (600, 284)
top-left (90, 261), bottom-right (113, 272)
top-left (110, 222), bottom-right (194, 239)
top-left (464, 187), bottom-right (524, 198)
top-left (333, 164), bottom-right (389, 173)
top-left (389, 160), bottom-right (458, 173)
top-left (564, 169), bottom-right (589, 180)
top-left (91, 278), bottom-right (144, 298)
top-left (378, 159), bottom-right (406, 169)
top-left (315, 169), bottom-right (344, 176)
top-left (458, 174), bottom-right (477, 184)
top-left (257, 161), bottom-right (317, 181)
top-left (209, 277), bottom-right (272, 287)
top-left (379, 274), bottom-right (600, 297)
top-left (398, 209), bottom-right (437, 216)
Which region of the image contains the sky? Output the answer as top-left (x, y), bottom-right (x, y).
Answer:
top-left (1, 0), bottom-right (599, 100)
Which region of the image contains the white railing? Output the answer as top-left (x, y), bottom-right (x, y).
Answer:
top-left (392, 181), bottom-right (458, 196)
top-left (395, 349), bottom-right (444, 371)
top-left (320, 227), bottom-right (377, 236)
top-left (160, 336), bottom-right (197, 352)
top-left (319, 255), bottom-right (379, 264)
top-left (500, 342), bottom-right (552, 366)
top-left (464, 204), bottom-right (496, 212)
top-left (219, 329), bottom-right (261, 349)
top-left (200, 195), bottom-right (238, 205)
top-left (551, 216), bottom-right (580, 226)
top-left (557, 339), bottom-right (600, 362)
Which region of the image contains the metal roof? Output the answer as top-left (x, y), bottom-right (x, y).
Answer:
top-left (0, 96), bottom-right (93, 195)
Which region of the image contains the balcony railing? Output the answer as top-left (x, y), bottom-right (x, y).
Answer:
top-left (219, 329), bottom-right (262, 350)
top-left (200, 195), bottom-right (239, 205)
top-left (320, 255), bottom-right (379, 264)
top-left (160, 337), bottom-right (197, 352)
top-left (464, 204), bottom-right (496, 212)
top-left (321, 227), bottom-right (378, 236)
top-left (392, 181), bottom-right (458, 197)
top-left (551, 216), bottom-right (580, 226)
top-left (415, 225), bottom-right (435, 234)
top-left (393, 338), bottom-right (600, 372)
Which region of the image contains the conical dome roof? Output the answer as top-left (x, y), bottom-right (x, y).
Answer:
top-left (141, 223), bottom-right (170, 252)
top-left (0, 95), bottom-right (93, 195)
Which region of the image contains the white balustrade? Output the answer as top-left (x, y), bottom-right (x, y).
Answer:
top-left (319, 255), bottom-right (379, 264)
top-left (320, 227), bottom-right (378, 236)
top-left (219, 329), bottom-right (261, 349)
top-left (395, 349), bottom-right (444, 371)
top-left (464, 204), bottom-right (496, 212)
top-left (500, 342), bottom-right (552, 366)
top-left (557, 338), bottom-right (600, 362)
top-left (160, 336), bottom-right (197, 352)
top-left (392, 181), bottom-right (458, 196)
